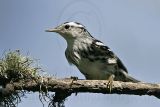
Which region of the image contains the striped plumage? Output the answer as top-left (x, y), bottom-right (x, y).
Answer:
top-left (46, 22), bottom-right (139, 82)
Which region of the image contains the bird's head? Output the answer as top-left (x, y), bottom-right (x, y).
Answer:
top-left (46, 22), bottom-right (90, 40)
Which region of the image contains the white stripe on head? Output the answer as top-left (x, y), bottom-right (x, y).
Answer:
top-left (66, 22), bottom-right (84, 28)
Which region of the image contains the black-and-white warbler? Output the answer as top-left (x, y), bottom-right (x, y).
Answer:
top-left (46, 22), bottom-right (139, 86)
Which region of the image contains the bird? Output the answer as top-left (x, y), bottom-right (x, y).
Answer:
top-left (46, 22), bottom-right (139, 90)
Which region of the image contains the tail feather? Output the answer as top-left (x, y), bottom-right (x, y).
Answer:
top-left (126, 75), bottom-right (140, 83)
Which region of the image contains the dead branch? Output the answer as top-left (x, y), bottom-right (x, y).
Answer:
top-left (2, 77), bottom-right (160, 98)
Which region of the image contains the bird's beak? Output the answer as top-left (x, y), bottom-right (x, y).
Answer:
top-left (45, 27), bottom-right (60, 32)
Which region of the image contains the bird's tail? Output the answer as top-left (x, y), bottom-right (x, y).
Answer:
top-left (126, 75), bottom-right (140, 83)
top-left (120, 70), bottom-right (140, 83)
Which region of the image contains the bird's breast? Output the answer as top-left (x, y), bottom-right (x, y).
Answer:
top-left (66, 39), bottom-right (118, 80)
top-left (77, 58), bottom-right (117, 80)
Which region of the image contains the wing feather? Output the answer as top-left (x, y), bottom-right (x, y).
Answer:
top-left (91, 39), bottom-right (128, 73)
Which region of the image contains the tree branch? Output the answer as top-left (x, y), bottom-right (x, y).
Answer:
top-left (3, 77), bottom-right (160, 98)
top-left (1, 51), bottom-right (159, 107)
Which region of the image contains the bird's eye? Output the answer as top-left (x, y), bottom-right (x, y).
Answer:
top-left (64, 25), bottom-right (70, 29)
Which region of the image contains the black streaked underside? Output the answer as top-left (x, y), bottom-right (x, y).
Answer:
top-left (79, 39), bottom-right (128, 73)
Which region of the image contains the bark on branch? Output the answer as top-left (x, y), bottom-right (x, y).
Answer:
top-left (2, 77), bottom-right (160, 99)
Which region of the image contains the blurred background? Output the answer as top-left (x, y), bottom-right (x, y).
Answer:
top-left (0, 0), bottom-right (160, 107)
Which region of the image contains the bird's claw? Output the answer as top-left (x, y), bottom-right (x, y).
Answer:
top-left (107, 75), bottom-right (115, 93)
top-left (70, 76), bottom-right (78, 80)
top-left (69, 76), bottom-right (78, 87)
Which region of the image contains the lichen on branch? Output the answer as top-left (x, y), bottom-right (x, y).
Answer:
top-left (0, 50), bottom-right (41, 107)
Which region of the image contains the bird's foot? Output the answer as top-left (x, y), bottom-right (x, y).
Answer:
top-left (107, 74), bottom-right (115, 93)
top-left (69, 76), bottom-right (78, 87)
top-left (70, 76), bottom-right (78, 80)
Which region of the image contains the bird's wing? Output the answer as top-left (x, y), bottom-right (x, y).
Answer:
top-left (91, 39), bottom-right (128, 73)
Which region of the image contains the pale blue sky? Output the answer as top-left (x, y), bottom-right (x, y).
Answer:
top-left (1, 0), bottom-right (160, 107)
